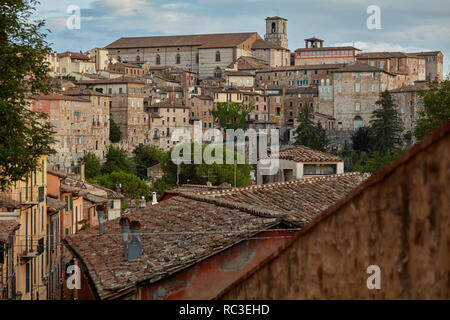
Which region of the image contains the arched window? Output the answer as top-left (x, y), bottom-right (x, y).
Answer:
top-left (354, 116), bottom-right (363, 130)
top-left (156, 54), bottom-right (160, 65)
top-left (136, 55), bottom-right (140, 62)
top-left (176, 54), bottom-right (181, 65)
top-left (215, 51), bottom-right (221, 62)
top-left (271, 22), bottom-right (276, 33)
top-left (214, 67), bottom-right (222, 79)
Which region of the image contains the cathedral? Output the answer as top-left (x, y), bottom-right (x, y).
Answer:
top-left (105, 17), bottom-right (291, 79)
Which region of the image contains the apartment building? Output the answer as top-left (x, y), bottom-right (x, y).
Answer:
top-left (294, 38), bottom-right (361, 65)
top-left (332, 63), bottom-right (396, 131)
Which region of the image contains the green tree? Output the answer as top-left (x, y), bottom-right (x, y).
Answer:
top-left (293, 106), bottom-right (328, 151)
top-left (336, 141), bottom-right (358, 172)
top-left (369, 91), bottom-right (404, 155)
top-left (0, 0), bottom-right (54, 190)
top-left (96, 171), bottom-right (150, 199)
top-left (154, 142), bottom-right (251, 196)
top-left (133, 144), bottom-right (163, 179)
top-left (101, 146), bottom-right (129, 174)
top-left (79, 153), bottom-right (101, 180)
top-left (414, 81), bottom-right (450, 140)
top-left (354, 149), bottom-right (404, 174)
top-left (351, 126), bottom-right (372, 155)
top-left (211, 102), bottom-right (254, 130)
top-left (109, 119), bottom-right (122, 143)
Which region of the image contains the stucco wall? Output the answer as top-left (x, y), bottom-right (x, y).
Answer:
top-left (219, 123), bottom-right (450, 299)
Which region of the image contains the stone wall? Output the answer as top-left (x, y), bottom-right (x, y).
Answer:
top-left (219, 122), bottom-right (450, 299)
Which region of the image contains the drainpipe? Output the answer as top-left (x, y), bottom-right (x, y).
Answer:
top-left (96, 205), bottom-right (106, 235)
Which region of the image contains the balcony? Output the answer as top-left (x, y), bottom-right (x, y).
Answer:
top-left (0, 185), bottom-right (44, 207)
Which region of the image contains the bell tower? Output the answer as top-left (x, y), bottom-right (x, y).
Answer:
top-left (265, 16), bottom-right (288, 49)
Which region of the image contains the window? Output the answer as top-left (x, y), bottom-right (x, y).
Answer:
top-left (337, 104), bottom-right (342, 113)
top-left (380, 62), bottom-right (385, 68)
top-left (215, 51), bottom-right (221, 62)
top-left (372, 84), bottom-right (376, 92)
top-left (338, 122), bottom-right (343, 131)
top-left (355, 102), bottom-right (361, 111)
top-left (401, 106), bottom-right (406, 114)
top-left (214, 67), bottom-right (222, 79)
top-left (372, 104), bottom-right (376, 112)
top-left (337, 73), bottom-right (342, 79)
top-left (338, 86), bottom-right (342, 93)
top-left (355, 83), bottom-right (360, 92)
top-left (353, 116), bottom-right (363, 130)
top-left (355, 73), bottom-right (360, 78)
top-left (176, 54), bottom-right (181, 64)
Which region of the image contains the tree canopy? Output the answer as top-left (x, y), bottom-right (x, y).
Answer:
top-left (369, 90), bottom-right (404, 155)
top-left (109, 119), bottom-right (122, 143)
top-left (79, 153), bottom-right (101, 180)
top-left (293, 106), bottom-right (328, 151)
top-left (133, 144), bottom-right (164, 179)
top-left (0, 0), bottom-right (54, 190)
top-left (101, 146), bottom-right (130, 174)
top-left (211, 102), bottom-right (254, 130)
top-left (414, 80), bottom-right (450, 140)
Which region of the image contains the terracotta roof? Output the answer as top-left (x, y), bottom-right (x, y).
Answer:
top-left (47, 196), bottom-right (66, 213)
top-left (389, 82), bottom-right (428, 93)
top-left (64, 195), bottom-right (281, 299)
top-left (77, 78), bottom-right (145, 85)
top-left (256, 63), bottom-right (345, 73)
top-left (164, 184), bottom-right (231, 196)
top-left (296, 46), bottom-right (360, 52)
top-left (0, 195), bottom-right (20, 210)
top-left (0, 221), bottom-right (20, 243)
top-left (356, 52), bottom-right (423, 59)
top-left (191, 173), bottom-right (368, 224)
top-left (150, 102), bottom-right (190, 109)
top-left (192, 95), bottom-right (213, 101)
top-left (332, 63), bottom-right (393, 74)
top-left (227, 56), bottom-right (270, 71)
top-left (33, 94), bottom-right (90, 102)
top-left (412, 51), bottom-right (442, 56)
top-left (286, 87), bottom-right (318, 94)
top-left (58, 51), bottom-right (91, 60)
top-left (252, 39), bottom-right (286, 50)
top-left (64, 88), bottom-right (111, 97)
top-left (105, 33), bottom-right (259, 50)
top-left (267, 145), bottom-right (344, 163)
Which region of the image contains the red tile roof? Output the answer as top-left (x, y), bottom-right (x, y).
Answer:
top-left (57, 51), bottom-right (91, 60)
top-left (193, 173), bottom-right (367, 224)
top-left (65, 195), bottom-right (281, 299)
top-left (267, 145), bottom-right (344, 163)
top-left (105, 33), bottom-right (259, 50)
top-left (0, 221), bottom-right (20, 243)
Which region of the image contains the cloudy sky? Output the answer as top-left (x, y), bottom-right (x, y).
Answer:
top-left (36, 0), bottom-right (450, 74)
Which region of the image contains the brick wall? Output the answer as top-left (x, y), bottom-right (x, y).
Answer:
top-left (219, 122), bottom-right (450, 299)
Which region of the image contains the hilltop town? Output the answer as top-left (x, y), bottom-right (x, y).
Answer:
top-left (1, 13), bottom-right (449, 302)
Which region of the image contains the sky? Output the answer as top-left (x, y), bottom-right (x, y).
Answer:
top-left (36, 0), bottom-right (450, 75)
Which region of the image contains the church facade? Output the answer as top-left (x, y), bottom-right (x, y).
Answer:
top-left (105, 17), bottom-right (291, 79)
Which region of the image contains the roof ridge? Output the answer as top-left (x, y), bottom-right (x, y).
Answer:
top-left (199, 172), bottom-right (365, 196)
top-left (178, 192), bottom-right (304, 226)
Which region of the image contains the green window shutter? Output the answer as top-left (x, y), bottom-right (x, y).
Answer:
top-left (0, 243), bottom-right (5, 264)
top-left (42, 160), bottom-right (45, 185)
top-left (26, 180), bottom-right (29, 201)
top-left (65, 228), bottom-right (69, 236)
top-left (70, 195), bottom-right (73, 211)
top-left (65, 196), bottom-right (68, 211)
top-left (110, 201), bottom-right (114, 209)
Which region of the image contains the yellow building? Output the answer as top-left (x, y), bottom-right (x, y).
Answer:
top-left (0, 156), bottom-right (48, 300)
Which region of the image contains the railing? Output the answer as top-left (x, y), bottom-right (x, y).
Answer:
top-left (0, 185), bottom-right (45, 206)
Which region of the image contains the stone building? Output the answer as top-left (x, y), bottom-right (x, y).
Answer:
top-left (332, 63), bottom-right (396, 131)
top-left (31, 94), bottom-right (105, 171)
top-left (412, 51), bottom-right (444, 81)
top-left (105, 17), bottom-right (290, 79)
top-left (390, 82), bottom-right (428, 145)
top-left (77, 78), bottom-right (148, 154)
top-left (294, 38), bottom-right (361, 65)
top-left (47, 51), bottom-right (96, 77)
top-left (356, 52), bottom-right (426, 86)
top-left (147, 102), bottom-right (192, 150)
top-left (189, 95), bottom-right (215, 130)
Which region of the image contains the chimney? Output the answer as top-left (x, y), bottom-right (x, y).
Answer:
top-left (80, 162), bottom-right (85, 181)
top-left (139, 196), bottom-right (146, 208)
top-left (96, 204), bottom-right (106, 235)
top-left (151, 192), bottom-right (158, 205)
top-left (119, 217), bottom-right (130, 257)
top-left (127, 221), bottom-right (142, 260)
